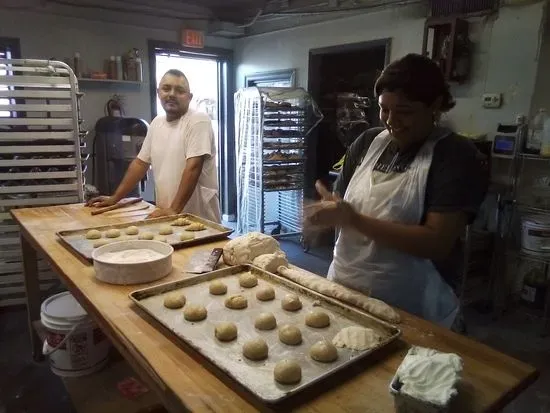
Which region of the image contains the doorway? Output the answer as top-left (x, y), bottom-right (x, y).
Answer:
top-left (307, 39), bottom-right (391, 198)
top-left (148, 40), bottom-right (234, 219)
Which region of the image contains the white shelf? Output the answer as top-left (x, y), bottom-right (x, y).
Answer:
top-left (77, 78), bottom-right (142, 85)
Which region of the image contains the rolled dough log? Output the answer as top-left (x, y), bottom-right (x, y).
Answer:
top-left (277, 266), bottom-right (400, 323)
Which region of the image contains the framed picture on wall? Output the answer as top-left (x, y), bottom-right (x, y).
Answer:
top-left (245, 69), bottom-right (297, 88)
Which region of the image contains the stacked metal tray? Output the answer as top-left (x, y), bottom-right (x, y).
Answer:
top-left (130, 264), bottom-right (401, 404)
top-left (0, 59), bottom-right (85, 306)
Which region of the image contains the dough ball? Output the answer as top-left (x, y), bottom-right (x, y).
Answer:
top-left (163, 293), bottom-right (186, 309)
top-left (183, 304), bottom-right (207, 321)
top-left (86, 229), bottom-right (102, 240)
top-left (274, 360), bottom-right (301, 384)
top-left (256, 286), bottom-right (275, 301)
top-left (172, 217), bottom-right (191, 226)
top-left (242, 338), bottom-right (268, 361)
top-left (239, 272), bottom-right (258, 288)
top-left (105, 229), bottom-right (121, 238)
top-left (254, 312), bottom-right (277, 331)
top-left (281, 294), bottom-right (302, 311)
top-left (125, 226), bottom-right (139, 235)
top-left (309, 340), bottom-right (338, 363)
top-left (215, 322), bottom-right (238, 342)
top-left (278, 324), bottom-right (302, 345)
top-left (158, 225), bottom-right (173, 235)
top-left (185, 222), bottom-right (206, 231)
top-left (224, 294), bottom-right (248, 310)
top-left (138, 231), bottom-right (154, 240)
top-left (179, 232), bottom-right (195, 242)
top-left (93, 239), bottom-right (110, 248)
top-left (305, 310), bottom-right (330, 328)
top-left (154, 235), bottom-right (168, 243)
top-left (209, 280), bottom-right (227, 295)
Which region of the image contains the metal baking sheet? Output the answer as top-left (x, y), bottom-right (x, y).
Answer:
top-left (56, 213), bottom-right (233, 262)
top-left (129, 265), bottom-right (401, 404)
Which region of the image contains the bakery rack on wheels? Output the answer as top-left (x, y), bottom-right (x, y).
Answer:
top-left (235, 87), bottom-right (322, 251)
top-left (0, 59), bottom-right (86, 307)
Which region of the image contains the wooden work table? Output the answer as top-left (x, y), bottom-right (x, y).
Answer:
top-left (13, 203), bottom-right (538, 413)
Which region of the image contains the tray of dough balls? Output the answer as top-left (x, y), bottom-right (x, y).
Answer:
top-left (129, 264), bottom-right (401, 404)
top-left (56, 213), bottom-right (234, 262)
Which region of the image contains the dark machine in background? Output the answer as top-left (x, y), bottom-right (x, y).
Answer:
top-left (92, 117), bottom-right (149, 198)
top-left (307, 40), bottom-right (390, 199)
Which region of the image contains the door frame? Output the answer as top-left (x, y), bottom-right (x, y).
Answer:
top-left (147, 39), bottom-right (235, 220)
top-left (306, 38), bottom-right (391, 198)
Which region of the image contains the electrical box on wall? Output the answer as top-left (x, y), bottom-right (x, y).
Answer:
top-left (482, 93), bottom-right (502, 108)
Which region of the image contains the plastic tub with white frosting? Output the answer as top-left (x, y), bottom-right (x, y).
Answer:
top-left (92, 240), bottom-right (173, 285)
top-left (389, 346), bottom-right (463, 413)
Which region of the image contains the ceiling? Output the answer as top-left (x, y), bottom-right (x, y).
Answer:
top-left (0, 0), bottom-right (427, 35)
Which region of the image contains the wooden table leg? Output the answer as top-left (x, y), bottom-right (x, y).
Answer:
top-left (21, 233), bottom-right (44, 362)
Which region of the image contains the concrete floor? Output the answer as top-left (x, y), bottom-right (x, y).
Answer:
top-left (0, 239), bottom-right (548, 413)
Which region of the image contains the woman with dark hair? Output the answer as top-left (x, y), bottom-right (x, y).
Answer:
top-left (305, 54), bottom-right (488, 328)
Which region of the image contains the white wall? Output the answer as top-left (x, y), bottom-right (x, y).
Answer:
top-left (0, 10), bottom-right (233, 132)
top-left (235, 2), bottom-right (547, 137)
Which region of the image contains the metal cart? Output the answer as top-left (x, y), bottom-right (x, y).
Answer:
top-left (0, 58), bottom-right (85, 307)
top-left (235, 87), bottom-right (322, 250)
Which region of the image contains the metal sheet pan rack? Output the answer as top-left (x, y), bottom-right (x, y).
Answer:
top-left (235, 87), bottom-right (322, 242)
top-left (0, 59), bottom-right (85, 307)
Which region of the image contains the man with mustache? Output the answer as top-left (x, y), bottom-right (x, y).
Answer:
top-left (87, 69), bottom-right (221, 222)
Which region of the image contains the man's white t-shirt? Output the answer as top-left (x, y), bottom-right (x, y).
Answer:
top-left (137, 109), bottom-right (221, 223)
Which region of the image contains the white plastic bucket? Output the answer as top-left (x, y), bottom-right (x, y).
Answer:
top-left (40, 292), bottom-right (110, 377)
top-left (521, 215), bottom-right (550, 255)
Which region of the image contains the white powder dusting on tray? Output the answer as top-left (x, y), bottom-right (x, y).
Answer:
top-left (99, 249), bottom-right (165, 264)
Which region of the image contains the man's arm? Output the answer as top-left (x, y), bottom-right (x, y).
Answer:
top-left (86, 158), bottom-right (149, 206)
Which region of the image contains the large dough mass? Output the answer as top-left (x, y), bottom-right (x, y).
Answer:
top-left (242, 338), bottom-right (268, 361)
top-left (222, 232), bottom-right (281, 266)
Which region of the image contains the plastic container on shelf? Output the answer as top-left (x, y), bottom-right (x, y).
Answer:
top-left (526, 108), bottom-right (548, 154)
top-left (115, 56), bottom-right (123, 80)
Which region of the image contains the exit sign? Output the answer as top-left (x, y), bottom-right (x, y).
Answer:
top-left (182, 29), bottom-right (205, 49)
